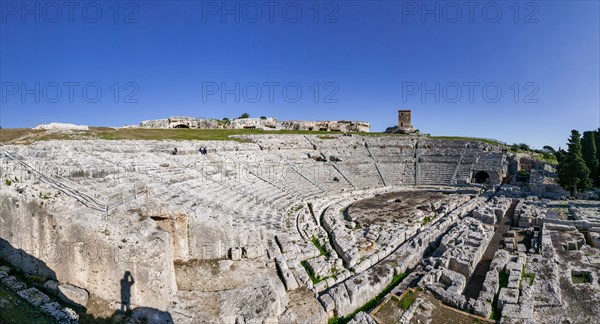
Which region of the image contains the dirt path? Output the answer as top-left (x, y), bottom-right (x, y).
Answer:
top-left (463, 199), bottom-right (518, 300)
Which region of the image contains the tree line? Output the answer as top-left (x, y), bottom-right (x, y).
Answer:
top-left (547, 129), bottom-right (599, 195)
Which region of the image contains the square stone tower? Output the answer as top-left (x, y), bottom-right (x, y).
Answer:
top-left (398, 110), bottom-right (412, 128)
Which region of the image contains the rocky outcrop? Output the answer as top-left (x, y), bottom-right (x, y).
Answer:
top-left (137, 117), bottom-right (371, 132)
top-left (33, 123), bottom-right (89, 131)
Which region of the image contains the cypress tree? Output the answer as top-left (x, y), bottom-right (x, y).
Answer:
top-left (595, 129), bottom-right (600, 162)
top-left (596, 129), bottom-right (600, 183)
top-left (555, 147), bottom-right (567, 163)
top-left (558, 130), bottom-right (592, 195)
top-left (582, 131), bottom-right (599, 185)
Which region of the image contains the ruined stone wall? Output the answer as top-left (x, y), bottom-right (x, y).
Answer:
top-left (138, 117), bottom-right (370, 132)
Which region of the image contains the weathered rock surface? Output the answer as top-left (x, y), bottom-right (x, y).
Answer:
top-left (17, 287), bottom-right (51, 306)
top-left (58, 284), bottom-right (89, 307)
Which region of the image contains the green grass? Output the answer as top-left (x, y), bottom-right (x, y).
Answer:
top-left (521, 265), bottom-right (535, 286)
top-left (429, 136), bottom-right (504, 146)
top-left (0, 286), bottom-right (53, 324)
top-left (9, 127), bottom-right (384, 143)
top-left (398, 289), bottom-right (418, 310)
top-left (311, 237), bottom-right (330, 258)
top-left (5, 179), bottom-right (11, 186)
top-left (421, 216), bottom-right (431, 226)
top-left (25, 274), bottom-right (48, 285)
top-left (499, 271), bottom-right (509, 289)
top-left (572, 273), bottom-right (592, 284)
top-left (508, 146), bottom-right (557, 164)
top-left (491, 271), bottom-right (510, 320)
top-left (328, 272), bottom-right (408, 324)
top-left (0, 128), bottom-right (45, 143)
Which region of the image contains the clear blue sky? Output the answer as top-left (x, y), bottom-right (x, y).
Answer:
top-left (1, 0), bottom-right (598, 149)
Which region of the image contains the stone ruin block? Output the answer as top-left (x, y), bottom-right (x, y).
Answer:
top-left (490, 250), bottom-right (510, 272)
top-left (318, 293), bottom-right (335, 318)
top-left (426, 283), bottom-right (467, 310)
top-left (1, 275), bottom-right (27, 292)
top-left (506, 260), bottom-right (523, 273)
top-left (17, 287), bottom-right (50, 307)
top-left (348, 311), bottom-right (377, 324)
top-left (587, 254), bottom-right (600, 264)
top-left (504, 237), bottom-right (516, 252)
top-left (507, 271), bottom-right (521, 289)
top-left (560, 235), bottom-right (585, 252)
top-left (519, 217), bottom-right (536, 228)
top-left (293, 267), bottom-right (310, 287)
top-left (447, 258), bottom-right (471, 282)
top-left (40, 302), bottom-right (79, 323)
top-left (58, 284), bottom-right (89, 307)
top-left (588, 231), bottom-right (600, 248)
top-left (497, 288), bottom-right (519, 310)
top-left (439, 267), bottom-right (466, 288)
top-left (472, 207), bottom-right (496, 225)
top-left (478, 269), bottom-right (499, 304)
top-left (328, 283), bottom-right (352, 317)
top-left (242, 244), bottom-right (264, 259)
top-left (306, 256), bottom-right (330, 279)
top-left (473, 299), bottom-right (492, 319)
top-left (275, 257), bottom-right (299, 291)
top-left (275, 234), bottom-right (295, 254)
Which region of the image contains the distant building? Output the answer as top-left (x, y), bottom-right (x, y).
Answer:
top-left (398, 110), bottom-right (412, 128)
top-left (386, 110), bottom-right (417, 134)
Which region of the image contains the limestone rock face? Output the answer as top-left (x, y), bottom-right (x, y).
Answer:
top-left (0, 194), bottom-right (177, 313)
top-left (58, 284), bottom-right (89, 307)
top-left (33, 123), bottom-right (89, 131)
